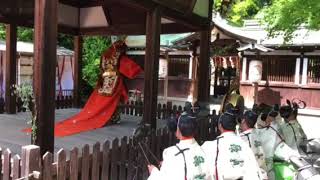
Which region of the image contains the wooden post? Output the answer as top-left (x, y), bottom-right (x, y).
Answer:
top-left (241, 57), bottom-right (247, 81)
top-left (191, 46), bottom-right (198, 101)
top-left (294, 57), bottom-right (301, 85)
top-left (253, 82), bottom-right (258, 104)
top-left (21, 145), bottom-right (41, 179)
top-left (143, 7), bottom-right (161, 130)
top-left (164, 52), bottom-right (169, 103)
top-left (33, 0), bottom-right (58, 154)
top-left (5, 24), bottom-right (17, 114)
top-left (73, 36), bottom-right (83, 108)
top-left (301, 57), bottom-right (308, 85)
top-left (197, 30), bottom-right (211, 102)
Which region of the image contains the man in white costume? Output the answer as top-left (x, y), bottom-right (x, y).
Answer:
top-left (202, 111), bottom-right (262, 180)
top-left (239, 110), bottom-right (268, 179)
top-left (256, 107), bottom-right (299, 180)
top-left (279, 104), bottom-right (307, 153)
top-left (148, 113), bottom-right (213, 180)
top-left (271, 104), bottom-right (285, 132)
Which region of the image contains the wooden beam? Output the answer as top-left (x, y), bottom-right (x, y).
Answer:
top-left (0, 16), bottom-right (78, 35)
top-left (143, 7), bottom-right (161, 130)
top-left (79, 24), bottom-right (145, 36)
top-left (79, 23), bottom-right (196, 36)
top-left (197, 30), bottom-right (211, 102)
top-left (102, 2), bottom-right (113, 26)
top-left (33, 0), bottom-right (58, 155)
top-left (107, 0), bottom-right (210, 30)
top-left (161, 9), bottom-right (209, 30)
top-left (5, 24), bottom-right (17, 114)
top-left (58, 25), bottom-right (79, 35)
top-left (73, 36), bottom-right (82, 108)
top-left (60, 0), bottom-right (104, 8)
top-left (153, 0), bottom-right (197, 14)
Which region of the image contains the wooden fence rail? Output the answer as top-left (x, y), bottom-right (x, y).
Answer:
top-left (118, 101), bottom-right (218, 120)
top-left (0, 116), bottom-right (218, 180)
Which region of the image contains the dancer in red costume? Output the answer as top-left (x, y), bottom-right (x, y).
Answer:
top-left (54, 40), bottom-right (142, 137)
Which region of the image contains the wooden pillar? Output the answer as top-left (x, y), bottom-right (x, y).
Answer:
top-left (164, 52), bottom-right (169, 103)
top-left (5, 24), bottom-right (17, 114)
top-left (294, 57), bottom-right (301, 85)
top-left (143, 7), bottom-right (161, 130)
top-left (241, 57), bottom-right (247, 81)
top-left (33, 0), bottom-right (58, 154)
top-left (197, 30), bottom-right (211, 102)
top-left (301, 57), bottom-right (308, 85)
top-left (73, 36), bottom-right (83, 108)
top-left (191, 46), bottom-right (198, 101)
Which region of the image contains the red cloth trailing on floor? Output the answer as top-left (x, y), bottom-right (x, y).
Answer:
top-left (54, 81), bottom-right (126, 137)
top-left (55, 58), bottom-right (141, 137)
top-left (54, 55), bottom-right (142, 137)
top-left (23, 43), bottom-right (143, 137)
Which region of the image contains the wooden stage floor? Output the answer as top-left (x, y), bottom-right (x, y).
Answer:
top-left (0, 109), bottom-right (166, 155)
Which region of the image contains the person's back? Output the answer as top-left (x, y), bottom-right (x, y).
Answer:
top-left (256, 125), bottom-right (282, 169)
top-left (239, 110), bottom-right (267, 175)
top-left (281, 119), bottom-right (306, 151)
top-left (149, 138), bottom-right (211, 180)
top-left (148, 113), bottom-right (212, 180)
top-left (256, 107), bottom-right (299, 180)
top-left (203, 132), bottom-right (261, 180)
top-left (241, 129), bottom-right (268, 174)
top-left (279, 104), bottom-right (307, 152)
top-left (202, 111), bottom-right (261, 180)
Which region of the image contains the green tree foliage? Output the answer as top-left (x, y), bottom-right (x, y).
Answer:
top-left (0, 24), bottom-right (34, 42)
top-left (263, 0), bottom-right (320, 42)
top-left (214, 0), bottom-right (271, 26)
top-left (58, 34), bottom-right (74, 50)
top-left (82, 36), bottom-right (111, 88)
top-left (215, 0), bottom-right (320, 41)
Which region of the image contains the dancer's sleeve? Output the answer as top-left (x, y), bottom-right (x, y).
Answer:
top-left (119, 56), bottom-right (143, 79)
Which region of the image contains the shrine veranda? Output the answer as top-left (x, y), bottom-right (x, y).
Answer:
top-left (0, 109), bottom-right (166, 155)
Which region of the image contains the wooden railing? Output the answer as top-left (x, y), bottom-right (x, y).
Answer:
top-left (0, 89), bottom-right (216, 120)
top-left (118, 101), bottom-right (218, 121)
top-left (0, 116), bottom-right (218, 180)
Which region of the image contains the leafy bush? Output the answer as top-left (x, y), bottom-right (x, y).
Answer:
top-left (82, 36), bottom-right (111, 88)
top-left (13, 83), bottom-right (37, 142)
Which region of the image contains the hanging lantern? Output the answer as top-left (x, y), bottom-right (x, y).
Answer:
top-left (249, 60), bottom-right (263, 83)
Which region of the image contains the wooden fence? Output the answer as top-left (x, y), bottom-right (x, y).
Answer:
top-left (0, 116), bottom-right (218, 180)
top-left (117, 101), bottom-right (192, 119)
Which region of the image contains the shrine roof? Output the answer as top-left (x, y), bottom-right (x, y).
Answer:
top-left (174, 14), bottom-right (320, 49)
top-left (0, 0), bottom-right (212, 36)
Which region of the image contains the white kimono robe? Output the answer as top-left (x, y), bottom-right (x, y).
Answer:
top-left (202, 132), bottom-right (262, 180)
top-left (240, 129), bottom-right (268, 179)
top-left (280, 119), bottom-right (307, 152)
top-left (148, 138), bottom-right (213, 180)
top-left (256, 124), bottom-right (299, 180)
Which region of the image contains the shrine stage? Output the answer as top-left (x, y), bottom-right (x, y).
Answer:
top-left (0, 109), bottom-right (166, 155)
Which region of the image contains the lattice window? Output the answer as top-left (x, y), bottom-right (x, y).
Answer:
top-left (308, 58), bottom-right (320, 84)
top-left (248, 56), bottom-right (296, 83)
top-left (168, 57), bottom-right (189, 78)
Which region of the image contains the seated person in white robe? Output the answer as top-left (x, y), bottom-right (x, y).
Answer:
top-left (148, 113), bottom-right (213, 180)
top-left (256, 107), bottom-right (299, 180)
top-left (279, 103), bottom-right (307, 153)
top-left (202, 111), bottom-right (262, 180)
top-left (239, 110), bottom-right (268, 179)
